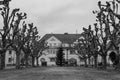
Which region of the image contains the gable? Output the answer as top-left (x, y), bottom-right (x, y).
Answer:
top-left (46, 36), bottom-right (61, 43)
top-left (40, 34), bottom-right (82, 44)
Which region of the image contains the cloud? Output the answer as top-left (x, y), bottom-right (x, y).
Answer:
top-left (36, 0), bottom-right (97, 33)
top-left (0, 0), bottom-right (99, 36)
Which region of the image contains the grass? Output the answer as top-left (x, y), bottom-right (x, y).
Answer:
top-left (0, 67), bottom-right (120, 80)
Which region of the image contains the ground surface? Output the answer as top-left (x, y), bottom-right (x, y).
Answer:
top-left (0, 67), bottom-right (120, 80)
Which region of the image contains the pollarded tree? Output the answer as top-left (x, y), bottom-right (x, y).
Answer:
top-left (21, 23), bottom-right (36, 67)
top-left (0, 0), bottom-right (22, 69)
top-left (31, 39), bottom-right (46, 67)
top-left (83, 26), bottom-right (95, 66)
top-left (22, 41), bottom-right (31, 67)
top-left (102, 0), bottom-right (120, 69)
top-left (30, 28), bottom-right (47, 67)
top-left (92, 0), bottom-right (120, 69)
top-left (35, 40), bottom-right (47, 67)
top-left (29, 23), bottom-right (39, 67)
top-left (26, 23), bottom-right (43, 67)
top-left (75, 40), bottom-right (88, 67)
top-left (75, 30), bottom-right (90, 67)
top-left (76, 25), bottom-right (95, 67)
top-left (90, 23), bottom-right (100, 68)
top-left (11, 21), bottom-right (29, 69)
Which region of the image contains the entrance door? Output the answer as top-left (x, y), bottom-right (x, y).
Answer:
top-left (40, 58), bottom-right (47, 66)
top-left (41, 62), bottom-right (47, 66)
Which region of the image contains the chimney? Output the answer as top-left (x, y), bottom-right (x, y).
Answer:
top-left (64, 32), bottom-right (68, 35)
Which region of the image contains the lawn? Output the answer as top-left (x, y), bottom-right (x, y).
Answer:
top-left (0, 67), bottom-right (120, 80)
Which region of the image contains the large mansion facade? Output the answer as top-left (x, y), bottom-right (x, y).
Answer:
top-left (37, 33), bottom-right (82, 66)
top-left (2, 33), bottom-right (118, 68)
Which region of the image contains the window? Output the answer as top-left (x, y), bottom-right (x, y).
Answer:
top-left (54, 43), bottom-right (56, 46)
top-left (9, 50), bottom-right (12, 55)
top-left (48, 49), bottom-right (53, 54)
top-left (53, 50), bottom-right (56, 54)
top-left (40, 58), bottom-right (45, 62)
top-left (50, 57), bottom-right (56, 62)
top-left (49, 43), bottom-right (52, 47)
top-left (8, 58), bottom-right (12, 63)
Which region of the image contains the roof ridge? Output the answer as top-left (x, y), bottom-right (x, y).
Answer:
top-left (40, 33), bottom-right (82, 44)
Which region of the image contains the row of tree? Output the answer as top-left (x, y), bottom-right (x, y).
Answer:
top-left (1, 0), bottom-right (120, 70)
top-left (76, 0), bottom-right (120, 69)
top-left (0, 0), bottom-right (45, 69)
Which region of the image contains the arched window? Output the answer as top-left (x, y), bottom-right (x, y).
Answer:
top-left (40, 58), bottom-right (45, 62)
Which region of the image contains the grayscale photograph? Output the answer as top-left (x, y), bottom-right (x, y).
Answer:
top-left (0, 0), bottom-right (120, 80)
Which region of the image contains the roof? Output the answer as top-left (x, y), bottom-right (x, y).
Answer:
top-left (40, 33), bottom-right (81, 44)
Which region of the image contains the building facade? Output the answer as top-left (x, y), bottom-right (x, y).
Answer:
top-left (37, 33), bottom-right (82, 66)
top-left (5, 48), bottom-right (26, 69)
top-left (5, 49), bottom-right (16, 68)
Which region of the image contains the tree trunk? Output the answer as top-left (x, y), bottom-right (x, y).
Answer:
top-left (88, 57), bottom-right (91, 66)
top-left (16, 53), bottom-right (21, 69)
top-left (0, 38), bottom-right (6, 70)
top-left (32, 56), bottom-right (35, 67)
top-left (0, 52), bottom-right (5, 70)
top-left (103, 55), bottom-right (107, 69)
top-left (25, 55), bottom-right (29, 68)
top-left (36, 57), bottom-right (39, 67)
top-left (94, 56), bottom-right (97, 68)
top-left (84, 58), bottom-right (88, 67)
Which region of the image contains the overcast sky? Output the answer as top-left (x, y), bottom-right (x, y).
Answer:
top-left (1, 0), bottom-right (101, 36)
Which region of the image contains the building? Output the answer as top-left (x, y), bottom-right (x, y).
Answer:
top-left (4, 47), bottom-right (26, 69)
top-left (37, 33), bottom-right (82, 66)
top-left (5, 49), bottom-right (16, 68)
